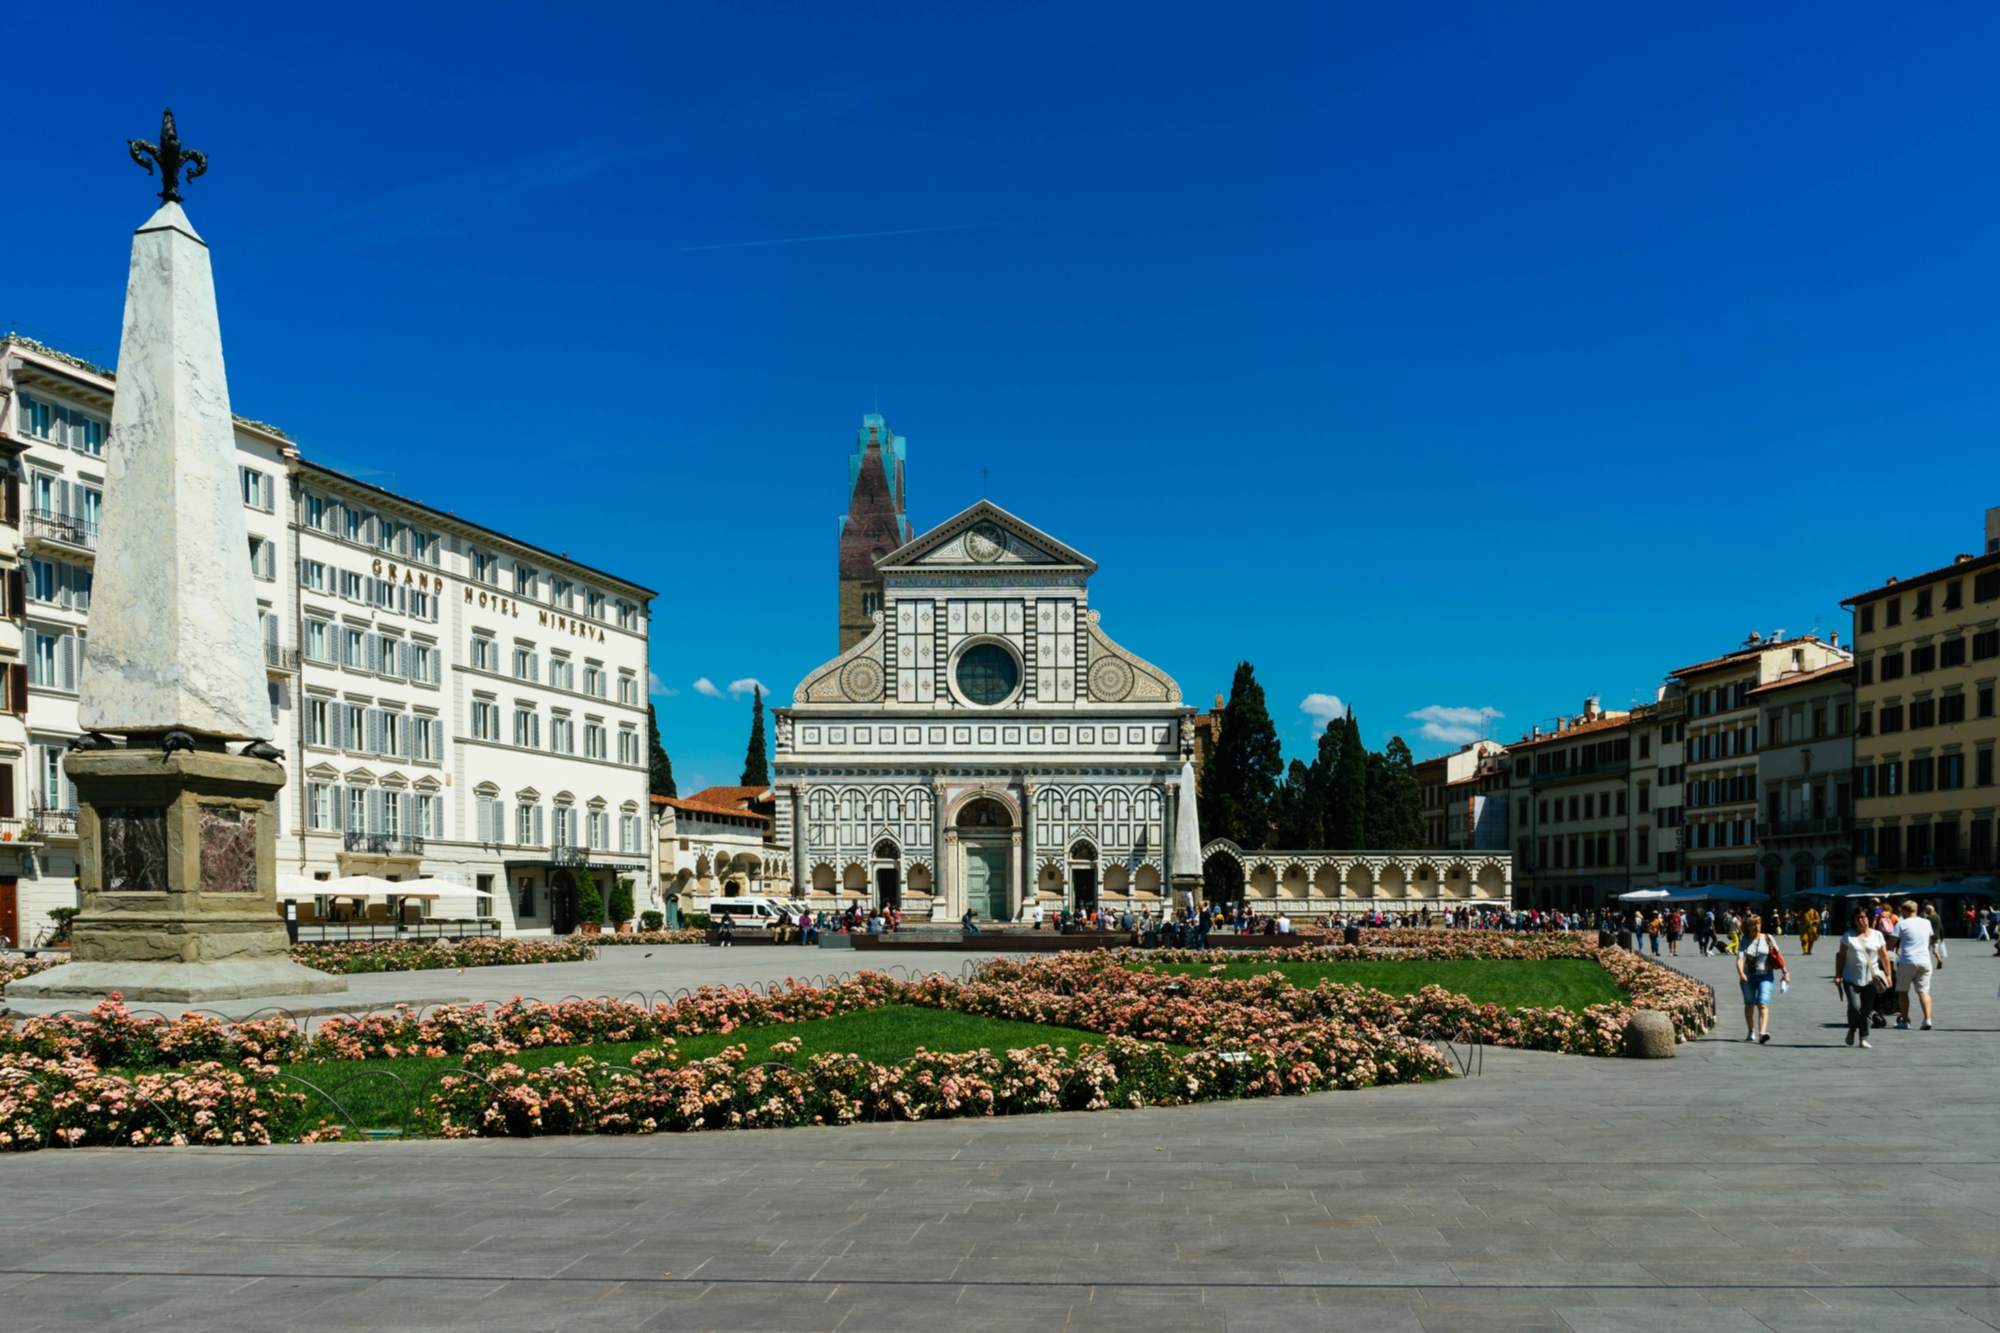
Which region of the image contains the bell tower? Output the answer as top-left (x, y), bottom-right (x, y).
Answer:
top-left (837, 414), bottom-right (911, 651)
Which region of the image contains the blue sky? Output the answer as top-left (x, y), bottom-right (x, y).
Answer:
top-left (10, 3), bottom-right (2000, 786)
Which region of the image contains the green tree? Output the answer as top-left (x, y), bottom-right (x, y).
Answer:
top-left (740, 686), bottom-right (770, 787)
top-left (1198, 662), bottom-right (1283, 848)
top-left (1328, 712), bottom-right (1369, 848)
top-left (1273, 758), bottom-right (1314, 848)
top-left (648, 703), bottom-right (676, 798)
top-left (609, 876), bottom-right (636, 925)
top-left (575, 869), bottom-right (604, 930)
top-left (1302, 721), bottom-right (1342, 848)
top-left (1364, 736), bottom-right (1425, 849)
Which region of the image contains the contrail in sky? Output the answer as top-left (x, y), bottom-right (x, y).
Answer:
top-left (680, 221), bottom-right (1014, 251)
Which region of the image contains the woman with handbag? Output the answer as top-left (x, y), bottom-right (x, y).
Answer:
top-left (1735, 914), bottom-right (1789, 1043)
top-left (1833, 907), bottom-right (1888, 1049)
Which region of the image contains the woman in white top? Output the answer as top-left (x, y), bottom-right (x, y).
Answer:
top-left (1833, 908), bottom-right (1888, 1049)
top-left (1735, 914), bottom-right (1789, 1044)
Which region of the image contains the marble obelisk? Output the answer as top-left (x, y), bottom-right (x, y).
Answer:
top-left (78, 199), bottom-right (273, 741)
top-left (6, 111), bottom-right (344, 1002)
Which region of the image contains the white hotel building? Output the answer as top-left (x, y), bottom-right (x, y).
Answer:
top-left (0, 335), bottom-right (655, 944)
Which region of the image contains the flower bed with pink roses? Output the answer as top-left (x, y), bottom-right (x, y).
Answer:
top-left (589, 929), bottom-right (708, 946)
top-left (289, 937), bottom-right (597, 973)
top-left (0, 932), bottom-right (1708, 1150)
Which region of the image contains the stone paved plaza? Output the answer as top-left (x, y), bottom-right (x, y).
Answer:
top-left (3, 939), bottom-right (1998, 1331)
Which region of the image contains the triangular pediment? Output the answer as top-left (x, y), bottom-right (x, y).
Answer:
top-left (877, 500), bottom-right (1096, 574)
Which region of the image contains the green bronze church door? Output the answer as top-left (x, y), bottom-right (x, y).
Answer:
top-left (964, 845), bottom-right (1009, 925)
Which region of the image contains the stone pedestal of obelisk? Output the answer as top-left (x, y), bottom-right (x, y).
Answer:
top-left (6, 126), bottom-right (342, 1002)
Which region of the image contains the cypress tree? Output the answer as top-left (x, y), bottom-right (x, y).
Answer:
top-left (648, 704), bottom-right (676, 798)
top-left (1304, 721), bottom-right (1341, 848)
top-left (1273, 758), bottom-right (1313, 848)
top-left (1197, 662), bottom-right (1283, 847)
top-left (1363, 736), bottom-right (1425, 849)
top-left (1328, 712), bottom-right (1368, 848)
top-left (740, 687), bottom-right (770, 787)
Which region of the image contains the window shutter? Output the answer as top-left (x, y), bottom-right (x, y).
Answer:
top-left (59, 634), bottom-right (75, 690)
top-left (365, 634), bottom-right (380, 674)
top-left (7, 664), bottom-right (22, 715)
top-left (3, 474), bottom-right (16, 525)
top-left (533, 804), bottom-right (545, 846)
top-left (4, 567), bottom-right (19, 617)
top-left (0, 762), bottom-right (12, 819)
top-left (367, 787), bottom-right (383, 834)
top-left (402, 793), bottom-right (416, 836)
top-left (398, 640), bottom-right (411, 679)
top-left (56, 479), bottom-right (70, 520)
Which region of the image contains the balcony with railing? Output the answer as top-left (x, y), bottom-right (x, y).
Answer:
top-left (341, 832), bottom-right (424, 856)
top-left (265, 642), bottom-right (301, 672)
top-left (24, 510), bottom-right (96, 553)
top-left (28, 804), bottom-right (78, 839)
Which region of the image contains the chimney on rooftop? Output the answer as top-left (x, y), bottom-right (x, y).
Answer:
top-left (1831, 630), bottom-right (1840, 648)
top-left (1583, 696), bottom-right (1601, 721)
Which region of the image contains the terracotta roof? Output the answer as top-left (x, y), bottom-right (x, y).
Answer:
top-left (1507, 711), bottom-right (1634, 751)
top-left (1840, 548), bottom-right (2000, 607)
top-left (654, 785), bottom-right (774, 822)
top-left (1747, 662), bottom-right (1855, 697)
top-left (1669, 634), bottom-right (1833, 680)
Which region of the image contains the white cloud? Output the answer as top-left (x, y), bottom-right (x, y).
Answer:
top-left (693, 677), bottom-right (725, 699)
top-left (1406, 704), bottom-right (1503, 746)
top-left (726, 677), bottom-right (769, 700)
top-left (647, 671), bottom-right (677, 697)
top-left (1299, 693), bottom-right (1347, 735)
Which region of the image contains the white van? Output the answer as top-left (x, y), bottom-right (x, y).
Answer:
top-left (698, 896), bottom-right (807, 928)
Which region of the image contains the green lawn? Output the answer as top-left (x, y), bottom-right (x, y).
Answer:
top-left (273, 1005), bottom-right (1117, 1134)
top-left (1136, 959), bottom-right (1628, 1012)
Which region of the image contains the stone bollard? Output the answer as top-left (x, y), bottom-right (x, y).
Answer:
top-left (1624, 1010), bottom-right (1676, 1058)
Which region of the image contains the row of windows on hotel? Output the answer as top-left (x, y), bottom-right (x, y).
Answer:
top-left (1858, 687), bottom-right (1995, 735)
top-left (300, 560), bottom-right (440, 620)
top-left (1853, 752), bottom-right (1996, 795)
top-left (1854, 819), bottom-right (1996, 867)
top-left (299, 484), bottom-right (643, 630)
top-left (305, 784), bottom-right (646, 853)
top-left (471, 796), bottom-right (645, 852)
top-left (1857, 633), bottom-right (1999, 684)
top-left (303, 700), bottom-right (445, 761)
top-left (467, 698), bottom-right (640, 762)
top-left (468, 635), bottom-right (640, 703)
top-left (300, 489), bottom-right (444, 566)
top-left (304, 623), bottom-right (442, 682)
top-left (1856, 572), bottom-right (2000, 632)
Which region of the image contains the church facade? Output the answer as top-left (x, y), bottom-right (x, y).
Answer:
top-left (774, 500), bottom-right (1202, 922)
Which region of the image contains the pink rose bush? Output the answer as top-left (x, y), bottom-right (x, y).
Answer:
top-left (290, 936), bottom-right (596, 973)
top-left (0, 956), bottom-right (59, 987)
top-left (0, 1053), bottom-right (304, 1149)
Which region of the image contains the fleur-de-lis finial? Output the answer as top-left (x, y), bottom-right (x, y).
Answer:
top-left (128, 108), bottom-right (207, 205)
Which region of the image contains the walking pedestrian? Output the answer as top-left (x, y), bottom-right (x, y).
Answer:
top-left (1666, 909), bottom-right (1684, 957)
top-left (1887, 898), bottom-right (1940, 1030)
top-left (1800, 905), bottom-right (1821, 956)
top-left (1735, 914), bottom-right (1788, 1043)
top-left (1833, 908), bottom-right (1888, 1049)
top-left (1646, 911), bottom-right (1663, 956)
